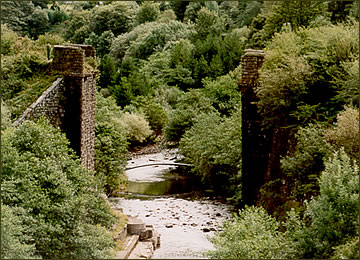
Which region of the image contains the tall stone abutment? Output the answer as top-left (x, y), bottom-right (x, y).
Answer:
top-left (14, 44), bottom-right (97, 171)
top-left (239, 49), bottom-right (273, 206)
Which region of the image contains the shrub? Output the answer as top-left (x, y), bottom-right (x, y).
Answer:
top-left (202, 74), bottom-right (241, 116)
top-left (2, 119), bottom-right (117, 258)
top-left (301, 149), bottom-right (359, 258)
top-left (207, 206), bottom-right (297, 259)
top-left (179, 105), bottom-right (242, 196)
top-left (1, 100), bottom-right (12, 131)
top-left (95, 93), bottom-right (129, 195)
top-left (331, 237), bottom-right (360, 259)
top-left (135, 1), bottom-right (160, 25)
top-left (1, 205), bottom-right (38, 259)
top-left (120, 112), bottom-right (153, 143)
top-left (130, 97), bottom-right (169, 136)
top-left (164, 89), bottom-right (213, 142)
top-left (326, 106), bottom-right (359, 161)
top-left (1, 24), bottom-right (20, 55)
top-left (281, 124), bottom-right (333, 203)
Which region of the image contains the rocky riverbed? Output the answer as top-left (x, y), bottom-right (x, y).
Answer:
top-left (110, 197), bottom-right (233, 259)
top-left (109, 150), bottom-right (234, 259)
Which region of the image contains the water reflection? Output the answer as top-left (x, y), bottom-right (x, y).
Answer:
top-left (128, 172), bottom-right (197, 196)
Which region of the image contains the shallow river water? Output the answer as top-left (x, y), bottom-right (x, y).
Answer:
top-left (109, 150), bottom-right (234, 259)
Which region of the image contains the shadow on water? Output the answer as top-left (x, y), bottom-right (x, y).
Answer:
top-left (127, 169), bottom-right (202, 197)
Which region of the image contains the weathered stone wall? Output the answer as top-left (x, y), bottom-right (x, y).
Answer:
top-left (80, 74), bottom-right (96, 170)
top-left (52, 45), bottom-right (84, 75)
top-left (239, 49), bottom-right (273, 206)
top-left (14, 44), bottom-right (97, 171)
top-left (14, 78), bottom-right (65, 127)
top-left (54, 44), bottom-right (97, 171)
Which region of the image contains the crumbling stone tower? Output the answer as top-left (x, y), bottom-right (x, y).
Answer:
top-left (51, 44), bottom-right (97, 170)
top-left (239, 49), bottom-right (273, 206)
top-left (15, 44), bottom-right (97, 171)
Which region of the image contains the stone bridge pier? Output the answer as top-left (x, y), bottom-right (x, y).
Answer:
top-left (14, 44), bottom-right (97, 171)
top-left (51, 44), bottom-right (97, 170)
top-left (239, 49), bottom-right (273, 206)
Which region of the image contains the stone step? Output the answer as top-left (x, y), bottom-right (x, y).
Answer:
top-left (115, 235), bottom-right (139, 259)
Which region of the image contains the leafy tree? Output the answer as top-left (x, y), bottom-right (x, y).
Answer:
top-left (2, 119), bottom-right (117, 258)
top-left (95, 93), bottom-right (129, 195)
top-left (300, 149), bottom-right (359, 258)
top-left (280, 124), bottom-right (333, 205)
top-left (247, 1), bottom-right (328, 48)
top-left (1, 205), bottom-right (39, 259)
top-left (32, 0), bottom-right (49, 9)
top-left (219, 1), bottom-right (262, 29)
top-left (257, 46), bottom-right (313, 129)
top-left (111, 69), bottom-right (154, 108)
top-left (98, 54), bottom-right (117, 89)
top-left (202, 74), bottom-right (241, 116)
top-left (165, 89), bottom-right (213, 142)
top-left (326, 106), bottom-right (359, 161)
top-left (169, 0), bottom-right (190, 21)
top-left (47, 8), bottom-right (68, 26)
top-left (256, 21), bottom-right (359, 130)
top-left (179, 105), bottom-right (242, 195)
top-left (85, 30), bottom-right (115, 58)
top-left (109, 22), bottom-right (152, 66)
top-left (193, 7), bottom-right (226, 40)
top-left (64, 10), bottom-right (91, 43)
top-left (138, 49), bottom-right (173, 86)
top-left (183, 1), bottom-right (219, 23)
top-left (88, 1), bottom-right (138, 37)
top-left (124, 20), bottom-right (195, 61)
top-left (27, 8), bottom-right (50, 39)
top-left (135, 1), bottom-right (160, 25)
top-left (0, 1), bottom-right (35, 36)
top-left (207, 206), bottom-right (297, 259)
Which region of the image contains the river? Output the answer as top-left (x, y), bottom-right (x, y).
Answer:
top-left (109, 149), bottom-right (234, 259)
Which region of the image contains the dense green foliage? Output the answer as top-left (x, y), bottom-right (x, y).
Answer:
top-left (207, 206), bottom-right (297, 259)
top-left (1, 24), bottom-right (64, 119)
top-left (295, 149), bottom-right (359, 259)
top-left (1, 119), bottom-right (117, 259)
top-left (95, 93), bottom-right (129, 195)
top-left (1, 205), bottom-right (39, 259)
top-left (326, 106), bottom-right (359, 160)
top-left (180, 106), bottom-right (242, 197)
top-left (257, 22), bottom-right (359, 129)
top-left (2, 1), bottom-right (359, 259)
top-left (209, 149), bottom-right (359, 259)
